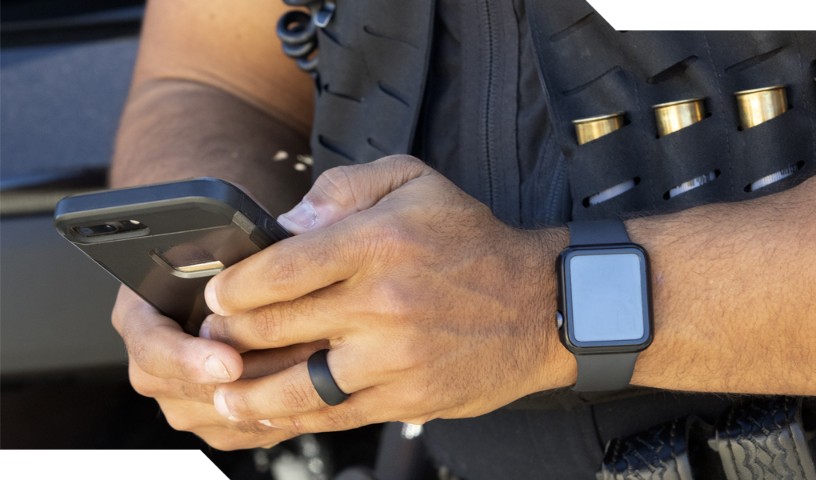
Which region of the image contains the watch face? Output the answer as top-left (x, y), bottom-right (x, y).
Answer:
top-left (559, 245), bottom-right (653, 353)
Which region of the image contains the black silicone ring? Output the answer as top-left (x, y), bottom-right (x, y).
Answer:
top-left (307, 349), bottom-right (349, 406)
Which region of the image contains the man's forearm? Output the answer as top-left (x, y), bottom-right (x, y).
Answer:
top-left (620, 178), bottom-right (815, 394)
top-left (537, 177), bottom-right (815, 395)
top-left (110, 79), bottom-right (311, 214)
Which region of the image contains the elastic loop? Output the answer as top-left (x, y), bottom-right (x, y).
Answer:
top-left (277, 10), bottom-right (316, 46)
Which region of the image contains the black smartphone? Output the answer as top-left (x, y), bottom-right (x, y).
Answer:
top-left (54, 178), bottom-right (291, 334)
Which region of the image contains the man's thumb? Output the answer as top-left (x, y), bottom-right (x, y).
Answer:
top-left (277, 155), bottom-right (428, 234)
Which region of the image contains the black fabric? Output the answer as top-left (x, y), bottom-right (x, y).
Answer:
top-left (315, 0), bottom-right (570, 228)
top-left (423, 402), bottom-right (603, 479)
top-left (524, 2), bottom-right (816, 220)
top-left (310, 1), bottom-right (816, 223)
top-left (423, 392), bottom-right (739, 478)
top-left (515, 2), bottom-right (571, 228)
top-left (414, 0), bottom-right (570, 228)
top-left (416, 0), bottom-right (524, 225)
top-left (306, 0), bottom-right (816, 477)
top-left (310, 2), bottom-right (816, 222)
top-left (310, 0), bottom-right (435, 176)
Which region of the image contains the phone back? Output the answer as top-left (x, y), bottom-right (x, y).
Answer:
top-left (55, 178), bottom-right (290, 334)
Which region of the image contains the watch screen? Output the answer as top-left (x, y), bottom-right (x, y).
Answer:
top-left (569, 253), bottom-right (644, 342)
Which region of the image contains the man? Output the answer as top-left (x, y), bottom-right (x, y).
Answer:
top-left (110, 0), bottom-right (815, 476)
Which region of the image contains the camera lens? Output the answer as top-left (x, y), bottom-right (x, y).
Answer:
top-left (76, 223), bottom-right (119, 237)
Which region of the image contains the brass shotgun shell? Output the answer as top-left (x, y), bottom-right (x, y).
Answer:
top-left (573, 112), bottom-right (625, 145)
top-left (653, 98), bottom-right (705, 137)
top-left (735, 85), bottom-right (788, 129)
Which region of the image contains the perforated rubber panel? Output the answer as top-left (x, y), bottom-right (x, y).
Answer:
top-left (713, 397), bottom-right (816, 480)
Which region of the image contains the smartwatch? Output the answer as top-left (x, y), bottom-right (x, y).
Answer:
top-left (556, 219), bottom-right (653, 392)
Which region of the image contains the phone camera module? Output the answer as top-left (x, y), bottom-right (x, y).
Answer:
top-left (76, 223), bottom-right (119, 237)
top-left (72, 219), bottom-right (149, 241)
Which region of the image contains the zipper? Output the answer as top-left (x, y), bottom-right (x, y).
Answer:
top-left (534, 43), bottom-right (571, 225)
top-left (480, 0), bottom-right (498, 210)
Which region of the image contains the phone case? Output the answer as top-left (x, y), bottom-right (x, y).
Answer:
top-left (54, 178), bottom-right (291, 334)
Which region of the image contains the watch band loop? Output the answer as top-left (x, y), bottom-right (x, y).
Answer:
top-left (574, 352), bottom-right (638, 392)
top-left (567, 219), bottom-right (630, 246)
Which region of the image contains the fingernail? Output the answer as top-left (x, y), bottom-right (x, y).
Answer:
top-left (258, 419), bottom-right (279, 429)
top-left (213, 389), bottom-right (236, 420)
top-left (205, 355), bottom-right (231, 382)
top-left (199, 315), bottom-right (214, 339)
top-left (205, 279), bottom-right (226, 316)
top-left (277, 199), bottom-right (317, 233)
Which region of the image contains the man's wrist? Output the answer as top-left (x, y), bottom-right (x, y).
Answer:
top-left (520, 227), bottom-right (577, 393)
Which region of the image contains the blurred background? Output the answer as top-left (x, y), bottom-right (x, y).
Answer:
top-left (0, 1), bottom-right (379, 477)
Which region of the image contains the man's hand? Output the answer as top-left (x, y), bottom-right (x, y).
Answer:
top-left (200, 155), bottom-right (574, 435)
top-left (113, 152), bottom-right (814, 450)
top-left (112, 287), bottom-right (329, 450)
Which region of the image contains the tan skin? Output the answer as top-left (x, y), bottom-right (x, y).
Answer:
top-left (112, 0), bottom-right (816, 451)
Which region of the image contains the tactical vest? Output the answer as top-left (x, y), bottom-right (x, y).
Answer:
top-left (306, 0), bottom-right (815, 226)
top-left (284, 3), bottom-right (816, 474)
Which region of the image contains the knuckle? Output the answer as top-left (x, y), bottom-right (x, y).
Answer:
top-left (128, 364), bottom-right (159, 398)
top-left (129, 380), bottom-right (156, 399)
top-left (201, 437), bottom-right (229, 451)
top-left (284, 416), bottom-right (308, 435)
top-left (360, 223), bottom-right (408, 265)
top-left (235, 420), bottom-right (272, 436)
top-left (253, 307), bottom-right (286, 344)
top-left (370, 221), bottom-right (407, 245)
top-left (261, 253), bottom-right (299, 293)
top-left (181, 382), bottom-right (215, 402)
top-left (380, 154), bottom-right (425, 171)
top-left (370, 279), bottom-right (414, 319)
top-left (315, 167), bottom-right (355, 206)
top-left (402, 415), bottom-right (432, 426)
top-left (367, 221), bottom-right (423, 259)
top-left (174, 339), bottom-right (204, 382)
top-left (281, 379), bottom-right (318, 411)
top-left (177, 363), bottom-right (201, 384)
top-left (213, 272), bottom-right (240, 315)
top-left (110, 306), bottom-right (125, 333)
top-left (204, 434), bottom-right (244, 452)
top-left (391, 338), bottom-right (427, 372)
top-left (120, 323), bottom-right (144, 361)
top-left (110, 287), bottom-right (132, 333)
top-left (223, 391), bottom-right (253, 419)
top-left (266, 415), bottom-right (306, 435)
top-left (204, 314), bottom-right (225, 339)
top-left (380, 155), bottom-right (429, 183)
top-left (322, 406), bottom-right (364, 431)
top-left (162, 410), bottom-right (196, 433)
top-left (407, 380), bottom-right (434, 406)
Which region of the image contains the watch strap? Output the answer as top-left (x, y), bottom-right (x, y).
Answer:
top-left (567, 219), bottom-right (630, 245)
top-left (567, 219), bottom-right (640, 392)
top-left (574, 352), bottom-right (638, 392)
